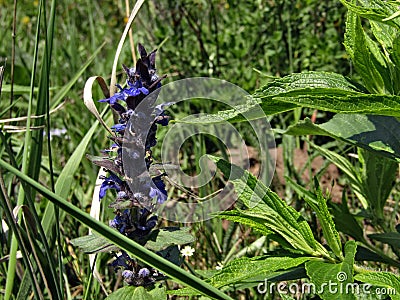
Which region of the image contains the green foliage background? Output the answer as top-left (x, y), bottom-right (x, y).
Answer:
top-left (2, 0), bottom-right (400, 299)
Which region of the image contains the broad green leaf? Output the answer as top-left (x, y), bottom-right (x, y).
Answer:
top-left (391, 34), bottom-right (400, 73)
top-left (253, 72), bottom-right (366, 95)
top-left (179, 72), bottom-right (366, 124)
top-left (179, 71), bottom-right (400, 126)
top-left (209, 256), bottom-right (311, 288)
top-left (364, 32), bottom-right (392, 94)
top-left (284, 115), bottom-right (400, 162)
top-left (306, 241), bottom-right (357, 300)
top-left (144, 227), bottom-right (195, 252)
top-left (354, 272), bottom-right (400, 300)
top-left (105, 286), bottom-right (167, 300)
top-left (71, 228), bottom-right (193, 267)
top-left (148, 285), bottom-right (167, 300)
top-left (370, 16), bottom-right (397, 50)
top-left (390, 33), bottom-right (400, 93)
top-left (367, 232), bottom-right (400, 249)
top-left (218, 209), bottom-right (313, 255)
top-left (172, 256), bottom-right (311, 296)
top-left (70, 234), bottom-right (117, 254)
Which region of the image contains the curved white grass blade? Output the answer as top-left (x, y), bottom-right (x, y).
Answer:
top-left (1, 125), bottom-right (45, 133)
top-left (83, 76), bottom-right (112, 135)
top-left (0, 102), bottom-right (65, 124)
top-left (88, 168), bottom-right (107, 284)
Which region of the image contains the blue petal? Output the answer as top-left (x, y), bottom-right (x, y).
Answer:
top-left (111, 123), bottom-right (126, 132)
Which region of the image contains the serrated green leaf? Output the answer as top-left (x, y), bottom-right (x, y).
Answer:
top-left (274, 91), bottom-right (400, 117)
top-left (390, 33), bottom-right (400, 93)
top-left (144, 227), bottom-right (195, 252)
top-left (284, 114), bottom-right (400, 162)
top-left (286, 177), bottom-right (366, 245)
top-left (171, 256), bottom-right (311, 296)
top-left (364, 32), bottom-right (393, 94)
top-left (306, 241), bottom-right (357, 300)
top-left (208, 155), bottom-right (331, 258)
top-left (304, 182), bottom-right (343, 260)
top-left (368, 232), bottom-right (400, 248)
top-left (209, 256), bottom-right (311, 288)
top-left (216, 210), bottom-right (273, 236)
top-left (179, 72), bottom-right (366, 124)
top-left (253, 72), bottom-right (366, 95)
top-left (340, 0), bottom-right (400, 29)
top-left (70, 234), bottom-right (117, 254)
top-left (354, 272), bottom-right (400, 300)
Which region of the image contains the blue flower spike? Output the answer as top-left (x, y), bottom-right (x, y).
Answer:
top-left (93, 44), bottom-right (173, 286)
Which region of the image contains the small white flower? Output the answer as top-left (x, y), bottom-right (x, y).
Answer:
top-left (216, 262), bottom-right (223, 270)
top-left (180, 245), bottom-right (195, 257)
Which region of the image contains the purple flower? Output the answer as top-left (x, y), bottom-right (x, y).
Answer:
top-left (126, 87), bottom-right (149, 97)
top-left (122, 270), bottom-right (135, 279)
top-left (98, 84), bottom-right (149, 105)
top-left (99, 91), bottom-right (125, 105)
top-left (99, 172), bottom-right (123, 199)
top-left (135, 215), bottom-right (158, 232)
top-left (149, 186), bottom-right (167, 204)
top-left (148, 176), bottom-right (168, 203)
top-left (138, 268), bottom-right (150, 277)
top-left (92, 44), bottom-right (173, 287)
top-left (109, 209), bottom-right (131, 233)
top-left (110, 251), bottom-right (132, 270)
top-left (111, 123), bottom-right (126, 133)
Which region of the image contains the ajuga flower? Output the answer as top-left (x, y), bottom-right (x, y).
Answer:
top-left (93, 43), bottom-right (171, 286)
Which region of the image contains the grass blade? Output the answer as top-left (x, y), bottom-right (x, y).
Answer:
top-left (0, 158), bottom-right (233, 300)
